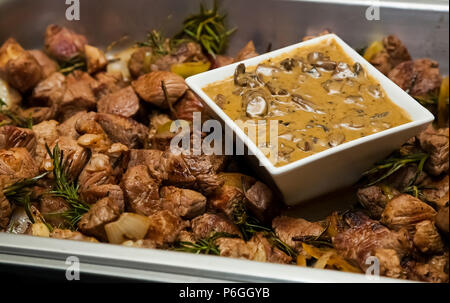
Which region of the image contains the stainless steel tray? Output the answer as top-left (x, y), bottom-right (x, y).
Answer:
top-left (0, 0), bottom-right (448, 282)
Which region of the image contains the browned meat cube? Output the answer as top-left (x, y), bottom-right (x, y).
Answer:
top-left (120, 165), bottom-right (161, 216)
top-left (191, 213), bottom-right (241, 239)
top-left (81, 184), bottom-right (124, 208)
top-left (127, 149), bottom-right (166, 180)
top-left (373, 248), bottom-right (405, 279)
top-left (209, 185), bottom-right (245, 218)
top-left (132, 71), bottom-right (187, 109)
top-left (216, 237), bottom-right (262, 261)
top-left (234, 41), bottom-right (258, 62)
top-left (44, 24), bottom-right (87, 62)
top-left (244, 181), bottom-right (278, 223)
top-left (421, 174), bottom-right (449, 208)
top-left (39, 195), bottom-right (70, 227)
top-left (0, 38), bottom-right (42, 92)
top-left (0, 125), bottom-right (36, 154)
top-left (97, 86), bottom-right (140, 118)
top-left (0, 191), bottom-right (12, 230)
top-left (417, 125), bottom-right (449, 176)
top-left (249, 232), bottom-right (292, 264)
top-left (370, 35), bottom-right (412, 75)
top-left (32, 120), bottom-right (59, 166)
top-left (211, 55), bottom-right (234, 69)
top-left (28, 50), bottom-right (59, 78)
top-left (160, 186), bottom-right (206, 219)
top-left (78, 197), bottom-right (122, 241)
top-left (50, 228), bottom-right (98, 242)
top-left (151, 41), bottom-right (207, 72)
top-left (381, 194), bottom-right (437, 231)
top-left (409, 254), bottom-right (449, 283)
top-left (42, 136), bottom-right (89, 179)
top-left (182, 154), bottom-right (224, 195)
top-left (128, 47), bottom-right (153, 78)
top-left (333, 212), bottom-right (412, 272)
top-left (435, 205), bottom-right (449, 235)
top-left (413, 220), bottom-right (444, 254)
top-left (388, 59), bottom-right (442, 97)
top-left (356, 185), bottom-right (391, 219)
top-left (173, 90), bottom-right (204, 121)
top-left (0, 147), bottom-right (39, 186)
top-left (92, 71), bottom-right (127, 99)
top-left (272, 216), bottom-right (323, 251)
top-left (146, 210), bottom-right (189, 247)
top-left (95, 113), bottom-right (148, 148)
top-left (60, 71), bottom-right (98, 121)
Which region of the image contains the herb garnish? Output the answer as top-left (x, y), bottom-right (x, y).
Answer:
top-left (175, 232), bottom-right (238, 255)
top-left (59, 56), bottom-right (86, 75)
top-left (0, 98), bottom-right (33, 129)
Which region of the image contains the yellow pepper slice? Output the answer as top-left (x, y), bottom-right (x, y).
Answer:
top-left (363, 40), bottom-right (384, 61)
top-left (437, 76), bottom-right (449, 128)
top-left (171, 61), bottom-right (211, 78)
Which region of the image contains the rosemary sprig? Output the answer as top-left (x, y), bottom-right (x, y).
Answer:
top-left (0, 99), bottom-right (33, 129)
top-left (2, 173), bottom-right (49, 223)
top-left (176, 0), bottom-right (236, 57)
top-left (174, 232), bottom-right (237, 255)
top-left (361, 152), bottom-right (429, 187)
top-left (137, 30), bottom-right (173, 56)
top-left (59, 56), bottom-right (86, 75)
top-left (45, 143), bottom-right (90, 229)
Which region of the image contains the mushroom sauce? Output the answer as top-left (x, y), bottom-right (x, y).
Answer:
top-left (203, 39), bottom-right (411, 167)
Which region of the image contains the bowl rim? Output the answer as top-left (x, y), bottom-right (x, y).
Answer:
top-left (186, 34), bottom-right (434, 176)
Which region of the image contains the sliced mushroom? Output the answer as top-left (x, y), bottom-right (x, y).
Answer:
top-left (243, 89), bottom-right (269, 118)
top-left (332, 62), bottom-right (356, 80)
top-left (328, 132), bottom-right (346, 147)
top-left (280, 58), bottom-right (298, 71)
top-left (234, 63), bottom-right (248, 86)
top-left (291, 94), bottom-right (318, 113)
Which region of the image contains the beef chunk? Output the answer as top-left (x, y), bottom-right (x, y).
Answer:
top-left (0, 38), bottom-right (42, 92)
top-left (128, 47), bottom-right (152, 78)
top-left (43, 136), bottom-right (89, 179)
top-left (409, 254), bottom-right (449, 283)
top-left (435, 204), bottom-right (449, 235)
top-left (0, 125), bottom-right (36, 154)
top-left (421, 174), bottom-right (449, 208)
top-left (0, 147), bottom-right (38, 186)
top-left (173, 90), bottom-right (204, 121)
top-left (211, 55), bottom-right (234, 69)
top-left (0, 191), bottom-right (12, 230)
top-left (413, 220), bottom-right (444, 254)
top-left (244, 181), bottom-right (278, 223)
top-left (272, 216), bottom-right (323, 252)
top-left (121, 165), bottom-right (161, 216)
top-left (78, 197), bottom-right (122, 241)
top-left (151, 42), bottom-right (207, 72)
top-left (92, 71), bottom-right (127, 99)
top-left (374, 248), bottom-right (406, 279)
top-left (209, 185), bottom-right (245, 218)
top-left (60, 71), bottom-right (98, 121)
top-left (388, 59), bottom-right (442, 97)
top-left (97, 86), bottom-right (139, 118)
top-left (81, 184), bottom-right (124, 209)
top-left (380, 194), bottom-right (436, 231)
top-left (357, 185), bottom-right (391, 219)
top-left (216, 237), bottom-right (263, 261)
top-left (370, 35), bottom-right (411, 75)
top-left (333, 212), bottom-right (411, 271)
top-left (160, 186), bottom-right (206, 219)
top-left (32, 120), bottom-right (59, 166)
top-left (249, 232), bottom-right (292, 264)
top-left (417, 125), bottom-right (449, 176)
top-left (28, 50), bottom-right (59, 78)
top-left (191, 213), bottom-right (241, 239)
top-left (234, 41), bottom-right (259, 62)
top-left (146, 210), bottom-right (189, 247)
top-left (95, 113), bottom-right (148, 148)
top-left (182, 154), bottom-right (224, 195)
top-left (39, 196), bottom-right (69, 227)
top-left (50, 228), bottom-right (98, 242)
top-left (27, 72), bottom-right (66, 123)
top-left (44, 24), bottom-right (87, 62)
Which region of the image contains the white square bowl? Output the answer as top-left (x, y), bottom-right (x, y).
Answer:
top-left (186, 34), bottom-right (434, 206)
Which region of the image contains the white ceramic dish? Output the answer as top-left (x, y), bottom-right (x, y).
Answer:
top-left (186, 34), bottom-right (434, 206)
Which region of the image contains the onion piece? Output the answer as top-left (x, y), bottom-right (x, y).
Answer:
top-left (105, 213), bottom-right (151, 244)
top-left (28, 223), bottom-right (50, 237)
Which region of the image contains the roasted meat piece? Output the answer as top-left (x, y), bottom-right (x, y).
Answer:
top-left (78, 197), bottom-right (123, 241)
top-left (272, 216), bottom-right (323, 252)
top-left (244, 181), bottom-right (278, 223)
top-left (121, 165), bottom-right (161, 216)
top-left (0, 147), bottom-right (38, 186)
top-left (160, 186), bottom-right (206, 219)
top-left (191, 213), bottom-right (241, 239)
top-left (39, 195), bottom-right (69, 227)
top-left (409, 254), bottom-right (449, 283)
top-left (333, 212), bottom-right (411, 273)
top-left (250, 232), bottom-right (292, 264)
top-left (95, 113), bottom-right (148, 148)
top-left (50, 228), bottom-right (98, 242)
top-left (92, 71), bottom-right (127, 99)
top-left (216, 237), bottom-right (264, 261)
top-left (421, 174), bottom-right (449, 208)
top-left (44, 24), bottom-right (87, 62)
top-left (97, 86), bottom-right (140, 118)
top-left (128, 47), bottom-right (152, 79)
top-left (150, 41), bottom-right (207, 72)
top-left (356, 185), bottom-right (396, 219)
top-left (435, 204), bottom-right (449, 235)
top-left (234, 41), bottom-right (259, 62)
top-left (146, 210), bottom-right (189, 247)
top-left (32, 120), bottom-right (59, 166)
top-left (209, 185), bottom-right (245, 218)
top-left (413, 220), bottom-right (444, 254)
top-left (380, 194), bottom-right (437, 231)
top-left (28, 50), bottom-right (59, 79)
top-left (211, 55), bottom-right (234, 69)
top-left (388, 59), bottom-right (442, 97)
top-left (0, 125), bottom-right (36, 154)
top-left (173, 90), bottom-right (204, 121)
top-left (374, 248), bottom-right (406, 279)
top-left (60, 71), bottom-right (98, 121)
top-left (370, 35), bottom-right (411, 75)
top-left (417, 125), bottom-right (449, 176)
top-left (0, 38), bottom-right (42, 92)
top-left (0, 190), bottom-right (12, 230)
